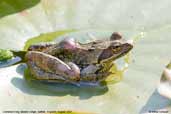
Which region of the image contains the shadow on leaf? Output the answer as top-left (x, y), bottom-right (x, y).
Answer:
top-left (11, 64), bottom-right (109, 99)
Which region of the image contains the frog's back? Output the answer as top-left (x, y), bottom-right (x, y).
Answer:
top-left (28, 42), bottom-right (55, 52)
top-left (80, 40), bottom-right (111, 49)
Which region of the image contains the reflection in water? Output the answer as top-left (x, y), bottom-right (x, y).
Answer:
top-left (0, 57), bottom-right (21, 68)
top-left (12, 64), bottom-right (108, 99)
top-left (11, 77), bottom-right (108, 99)
top-left (16, 63), bottom-right (27, 75)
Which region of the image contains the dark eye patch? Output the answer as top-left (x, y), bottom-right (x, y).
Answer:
top-left (98, 49), bottom-right (113, 63)
top-left (114, 45), bottom-right (120, 48)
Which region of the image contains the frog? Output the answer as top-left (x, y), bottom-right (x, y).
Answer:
top-left (25, 32), bottom-right (133, 84)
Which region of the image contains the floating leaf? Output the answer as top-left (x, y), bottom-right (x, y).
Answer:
top-left (24, 30), bottom-right (75, 50)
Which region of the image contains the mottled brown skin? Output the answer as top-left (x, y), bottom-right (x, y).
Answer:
top-left (25, 32), bottom-right (133, 83)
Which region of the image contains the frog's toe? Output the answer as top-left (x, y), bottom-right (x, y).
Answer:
top-left (67, 62), bottom-right (80, 81)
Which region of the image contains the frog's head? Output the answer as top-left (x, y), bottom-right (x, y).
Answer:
top-left (98, 32), bottom-right (133, 63)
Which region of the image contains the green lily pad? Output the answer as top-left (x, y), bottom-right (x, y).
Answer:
top-left (23, 29), bottom-right (75, 50)
top-left (0, 0), bottom-right (171, 114)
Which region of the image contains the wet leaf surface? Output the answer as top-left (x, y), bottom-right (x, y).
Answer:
top-left (0, 0), bottom-right (171, 114)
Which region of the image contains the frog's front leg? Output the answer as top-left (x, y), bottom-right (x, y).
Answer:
top-left (80, 72), bottom-right (111, 83)
top-left (25, 51), bottom-right (80, 82)
top-left (80, 65), bottom-right (111, 82)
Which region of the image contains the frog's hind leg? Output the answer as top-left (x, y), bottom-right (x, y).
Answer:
top-left (26, 51), bottom-right (80, 82)
top-left (28, 42), bottom-right (55, 52)
top-left (28, 61), bottom-right (65, 81)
